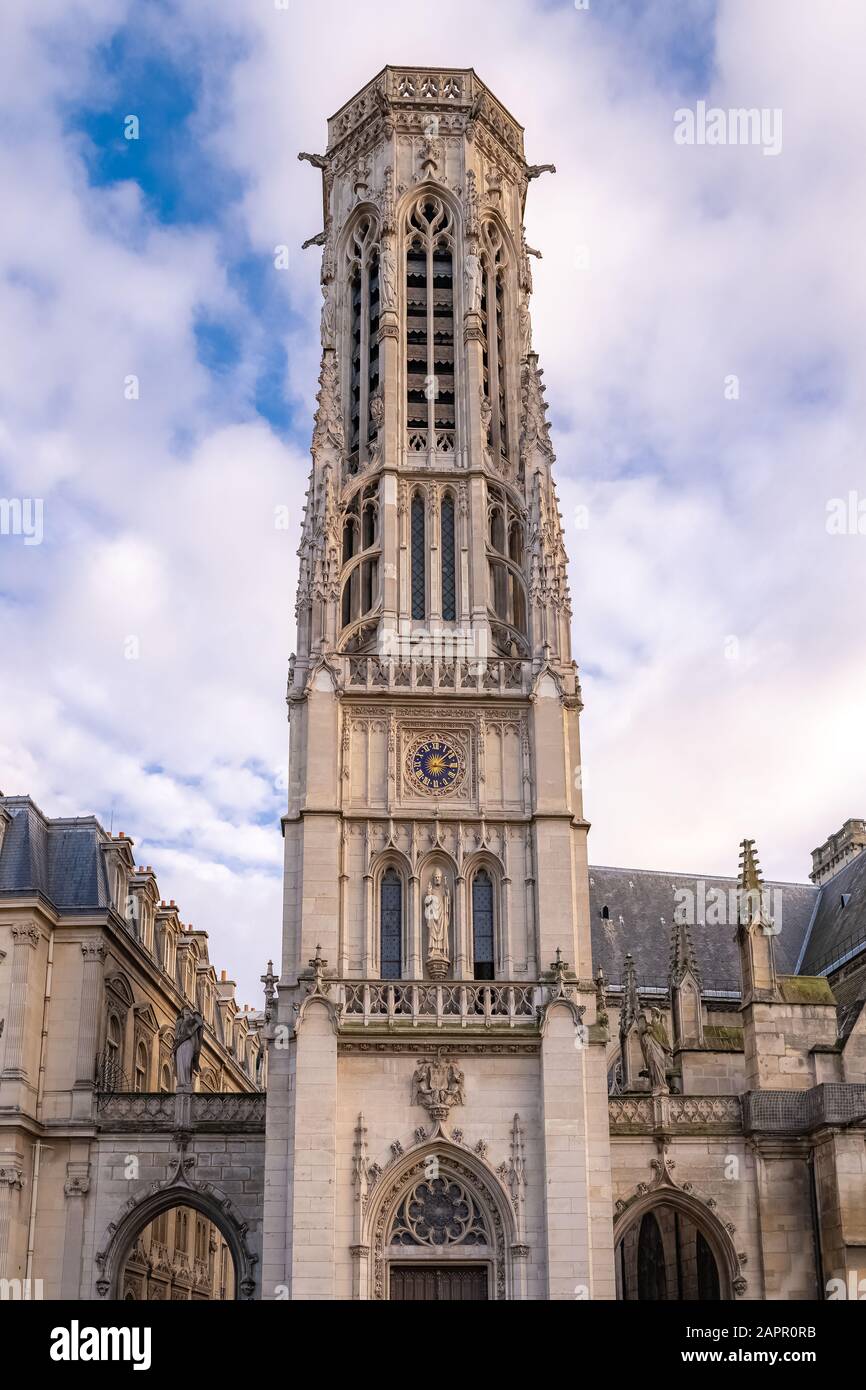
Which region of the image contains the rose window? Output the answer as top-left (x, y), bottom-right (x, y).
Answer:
top-left (389, 1177), bottom-right (488, 1247)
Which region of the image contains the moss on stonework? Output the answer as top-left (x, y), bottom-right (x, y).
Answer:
top-left (778, 975), bottom-right (836, 1005)
top-left (703, 1025), bottom-right (744, 1051)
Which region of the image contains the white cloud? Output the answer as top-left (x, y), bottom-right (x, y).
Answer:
top-left (2, 0), bottom-right (866, 1005)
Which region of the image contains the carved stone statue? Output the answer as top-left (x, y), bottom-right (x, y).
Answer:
top-left (637, 1008), bottom-right (671, 1094)
top-left (412, 1056), bottom-right (465, 1117)
top-left (173, 1007), bottom-right (204, 1091)
top-left (320, 283), bottom-right (335, 348)
top-left (380, 244), bottom-right (397, 312)
top-left (518, 300), bottom-right (532, 360)
top-left (424, 868), bottom-right (451, 977)
top-left (464, 251), bottom-right (482, 315)
top-left (370, 389), bottom-right (385, 431)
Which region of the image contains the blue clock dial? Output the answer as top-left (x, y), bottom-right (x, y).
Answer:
top-left (410, 739), bottom-right (463, 793)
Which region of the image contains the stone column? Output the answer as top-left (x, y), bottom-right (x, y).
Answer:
top-left (60, 1157), bottom-right (91, 1298)
top-left (290, 998), bottom-right (338, 1299)
top-left (1, 924), bottom-right (42, 1094)
top-left (408, 875), bottom-right (422, 977)
top-left (539, 1001), bottom-right (615, 1299)
top-left (73, 940), bottom-right (107, 1119)
top-left (0, 1160), bottom-right (24, 1280)
top-left (454, 874), bottom-right (469, 979)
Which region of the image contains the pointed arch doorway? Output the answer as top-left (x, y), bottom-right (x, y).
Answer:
top-left (615, 1195), bottom-right (731, 1301)
top-left (365, 1144), bottom-right (515, 1300)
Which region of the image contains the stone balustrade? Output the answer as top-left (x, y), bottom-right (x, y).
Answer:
top-left (95, 1091), bottom-right (266, 1132)
top-left (609, 1094), bottom-right (743, 1134)
top-left (339, 979), bottom-right (541, 1030)
top-left (344, 654), bottom-right (527, 695)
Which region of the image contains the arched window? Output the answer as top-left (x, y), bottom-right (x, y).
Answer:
top-left (480, 221), bottom-right (511, 464)
top-left (696, 1231), bottom-right (721, 1300)
top-left (440, 493), bottom-right (456, 621)
top-left (380, 868), bottom-right (403, 980)
top-left (174, 1208), bottom-right (188, 1255)
top-left (160, 1062), bottom-right (173, 1094)
top-left (472, 869), bottom-right (495, 980)
top-left (487, 484), bottom-right (528, 650)
top-left (411, 493), bottom-right (426, 620)
top-left (637, 1212), bottom-right (668, 1301)
top-left (107, 1013), bottom-right (122, 1071)
top-left (340, 482), bottom-right (380, 646)
top-left (405, 195), bottom-right (455, 455)
top-left (134, 1041), bottom-right (148, 1093)
top-left (346, 215), bottom-right (381, 474)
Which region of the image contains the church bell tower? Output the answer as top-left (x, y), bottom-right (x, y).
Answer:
top-left (263, 66), bottom-right (615, 1301)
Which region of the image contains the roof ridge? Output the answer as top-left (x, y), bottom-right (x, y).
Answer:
top-left (588, 863), bottom-right (814, 889)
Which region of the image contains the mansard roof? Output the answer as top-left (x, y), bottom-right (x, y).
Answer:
top-left (0, 795), bottom-right (112, 910)
top-left (588, 864), bottom-right (818, 994)
top-left (798, 848), bottom-right (866, 976)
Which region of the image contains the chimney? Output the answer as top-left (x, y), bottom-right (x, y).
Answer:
top-left (810, 818), bottom-right (866, 884)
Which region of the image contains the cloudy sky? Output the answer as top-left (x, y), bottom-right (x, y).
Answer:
top-left (1, 0), bottom-right (864, 1003)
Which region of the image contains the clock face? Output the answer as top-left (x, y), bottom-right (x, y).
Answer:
top-left (409, 738), bottom-right (464, 794)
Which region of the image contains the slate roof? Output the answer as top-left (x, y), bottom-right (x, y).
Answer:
top-left (588, 865), bottom-right (819, 994)
top-left (5, 790), bottom-right (866, 998)
top-left (0, 795), bottom-right (111, 911)
top-left (798, 850), bottom-right (866, 976)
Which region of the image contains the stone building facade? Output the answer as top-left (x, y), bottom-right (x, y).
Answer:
top-left (0, 795), bottom-right (266, 1300)
top-left (1, 67), bottom-right (865, 1303)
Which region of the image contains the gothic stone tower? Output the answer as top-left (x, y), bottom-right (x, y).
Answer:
top-left (262, 66), bottom-right (615, 1301)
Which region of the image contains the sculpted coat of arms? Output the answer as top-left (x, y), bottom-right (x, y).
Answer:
top-left (411, 1057), bottom-right (465, 1119)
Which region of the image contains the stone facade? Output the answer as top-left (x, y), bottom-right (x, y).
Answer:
top-left (0, 797), bottom-right (266, 1299)
top-left (2, 66), bottom-right (865, 1303)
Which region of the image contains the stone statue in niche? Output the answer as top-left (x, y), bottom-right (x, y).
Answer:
top-left (518, 299), bottom-right (532, 360)
top-left (320, 283), bottom-right (335, 349)
top-left (464, 250), bottom-right (482, 315)
top-left (380, 243), bottom-right (397, 312)
top-left (424, 868), bottom-right (451, 978)
top-left (173, 1006), bottom-right (204, 1091)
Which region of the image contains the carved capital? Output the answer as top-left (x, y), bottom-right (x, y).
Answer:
top-left (11, 924), bottom-right (41, 949)
top-left (81, 940), bottom-right (107, 963)
top-left (64, 1163), bottom-right (91, 1198)
top-left (0, 1166), bottom-right (24, 1190)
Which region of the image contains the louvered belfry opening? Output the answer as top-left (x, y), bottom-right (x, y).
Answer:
top-left (347, 214), bottom-right (380, 477)
top-left (405, 195), bottom-right (455, 455)
top-left (480, 220), bottom-right (509, 467)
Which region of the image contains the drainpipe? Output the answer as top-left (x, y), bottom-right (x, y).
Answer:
top-left (25, 931), bottom-right (54, 1288)
top-left (807, 1147), bottom-right (825, 1299)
